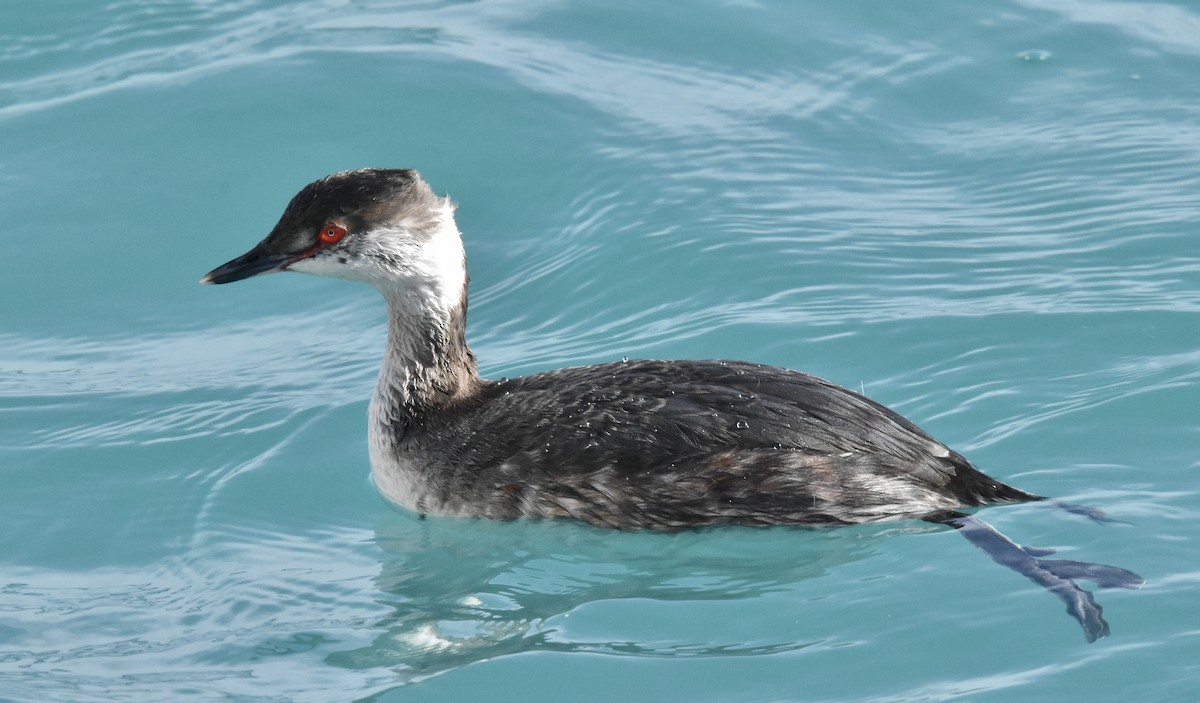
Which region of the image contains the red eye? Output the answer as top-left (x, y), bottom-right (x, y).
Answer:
top-left (319, 223), bottom-right (347, 245)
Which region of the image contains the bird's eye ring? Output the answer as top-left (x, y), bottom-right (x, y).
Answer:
top-left (319, 223), bottom-right (347, 245)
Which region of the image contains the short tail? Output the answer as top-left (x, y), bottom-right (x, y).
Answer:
top-left (952, 462), bottom-right (1044, 507)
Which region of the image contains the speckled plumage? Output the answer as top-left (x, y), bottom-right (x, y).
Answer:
top-left (203, 168), bottom-right (1142, 642)
top-left (379, 358), bottom-right (1036, 529)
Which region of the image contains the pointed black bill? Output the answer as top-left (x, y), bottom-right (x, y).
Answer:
top-left (200, 245), bottom-right (294, 285)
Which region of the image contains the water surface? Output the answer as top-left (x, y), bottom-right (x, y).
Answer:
top-left (2, 1), bottom-right (1198, 701)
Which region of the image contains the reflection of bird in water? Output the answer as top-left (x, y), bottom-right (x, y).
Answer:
top-left (203, 168), bottom-right (1143, 642)
top-left (335, 517), bottom-right (909, 675)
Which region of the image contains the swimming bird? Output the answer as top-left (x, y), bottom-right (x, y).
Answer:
top-left (201, 168), bottom-right (1142, 641)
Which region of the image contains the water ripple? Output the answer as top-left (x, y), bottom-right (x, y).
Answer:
top-left (0, 305), bottom-right (379, 449)
top-left (1019, 0), bottom-right (1200, 56)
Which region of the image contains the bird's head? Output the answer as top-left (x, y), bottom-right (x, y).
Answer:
top-left (202, 168), bottom-right (465, 309)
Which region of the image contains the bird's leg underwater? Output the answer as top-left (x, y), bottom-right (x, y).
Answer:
top-left (925, 511), bottom-right (1143, 643)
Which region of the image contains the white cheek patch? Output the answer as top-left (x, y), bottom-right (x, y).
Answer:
top-left (370, 201), bottom-right (465, 311)
top-left (288, 254), bottom-right (347, 278)
top-left (412, 201), bottom-right (467, 312)
top-left (285, 199), bottom-right (466, 316)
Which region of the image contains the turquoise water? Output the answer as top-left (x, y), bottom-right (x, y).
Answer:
top-left (3, 1), bottom-right (1198, 700)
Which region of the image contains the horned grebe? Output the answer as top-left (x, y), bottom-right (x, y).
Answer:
top-left (201, 168), bottom-right (1141, 640)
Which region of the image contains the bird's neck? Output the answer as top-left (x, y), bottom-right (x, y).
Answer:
top-left (371, 280), bottom-right (479, 440)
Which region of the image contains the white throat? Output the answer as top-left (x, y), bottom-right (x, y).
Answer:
top-left (365, 201), bottom-right (476, 515)
top-left (375, 199), bottom-right (466, 314)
